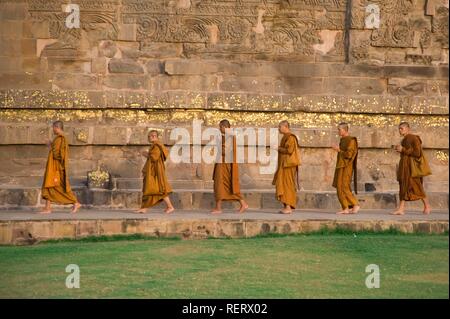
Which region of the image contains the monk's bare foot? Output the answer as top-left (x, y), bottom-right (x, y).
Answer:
top-left (337, 209), bottom-right (350, 215)
top-left (211, 210), bottom-right (222, 214)
top-left (134, 209), bottom-right (147, 214)
top-left (38, 210), bottom-right (52, 214)
top-left (238, 204), bottom-right (248, 213)
top-left (279, 209), bottom-right (292, 214)
top-left (351, 205), bottom-right (360, 214)
top-left (71, 203), bottom-right (81, 214)
top-left (423, 207), bottom-right (432, 215)
top-left (390, 210), bottom-right (405, 215)
top-left (164, 207), bottom-right (175, 214)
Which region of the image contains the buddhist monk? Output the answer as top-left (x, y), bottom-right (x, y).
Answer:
top-left (331, 122), bottom-right (360, 214)
top-left (211, 119), bottom-right (248, 214)
top-left (40, 121), bottom-right (81, 214)
top-left (272, 120), bottom-right (300, 214)
top-left (391, 122), bottom-right (432, 215)
top-left (135, 130), bottom-right (174, 214)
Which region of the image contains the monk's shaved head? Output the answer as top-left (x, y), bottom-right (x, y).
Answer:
top-left (279, 120), bottom-right (290, 128)
top-left (148, 129), bottom-right (159, 136)
top-left (338, 122), bottom-right (349, 132)
top-left (399, 122), bottom-right (410, 129)
top-left (219, 119), bottom-right (231, 128)
top-left (398, 122), bottom-right (411, 137)
top-left (53, 120), bottom-right (64, 130)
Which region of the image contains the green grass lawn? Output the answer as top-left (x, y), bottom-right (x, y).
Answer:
top-left (0, 233), bottom-right (448, 298)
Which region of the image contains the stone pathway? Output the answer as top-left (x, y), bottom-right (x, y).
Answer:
top-left (0, 208), bottom-right (448, 221)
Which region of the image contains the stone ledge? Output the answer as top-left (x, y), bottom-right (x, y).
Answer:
top-left (0, 188), bottom-right (448, 211)
top-left (1, 90), bottom-right (448, 115)
top-left (0, 218), bottom-right (448, 245)
top-left (164, 60), bottom-right (450, 79)
top-left (0, 123), bottom-right (448, 149)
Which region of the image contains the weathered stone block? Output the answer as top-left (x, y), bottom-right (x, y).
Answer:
top-left (145, 61), bottom-right (164, 75)
top-left (323, 77), bottom-right (387, 95)
top-left (166, 220), bottom-right (192, 238)
top-left (219, 76), bottom-right (274, 93)
top-left (216, 221), bottom-right (245, 238)
top-left (98, 40), bottom-right (117, 58)
top-left (76, 220), bottom-right (100, 238)
top-left (103, 74), bottom-right (148, 90)
top-left (52, 73), bottom-right (98, 90)
top-left (140, 43), bottom-right (183, 58)
top-left (191, 220), bottom-right (218, 238)
top-left (91, 57), bottom-right (108, 74)
top-left (87, 190), bottom-right (112, 206)
top-left (0, 73), bottom-right (50, 90)
top-left (0, 188), bottom-right (39, 206)
top-left (111, 190), bottom-right (141, 208)
top-left (99, 220), bottom-right (123, 235)
top-left (109, 59), bottom-right (144, 74)
top-left (92, 127), bottom-right (128, 145)
top-left (47, 59), bottom-right (91, 73)
top-left (153, 75), bottom-right (218, 92)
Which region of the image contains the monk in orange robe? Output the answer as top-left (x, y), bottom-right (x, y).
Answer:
top-left (40, 121), bottom-right (81, 214)
top-left (211, 119), bottom-right (248, 214)
top-left (135, 130), bottom-right (174, 214)
top-left (391, 122), bottom-right (431, 215)
top-left (331, 122), bottom-right (360, 214)
top-left (272, 120), bottom-right (300, 214)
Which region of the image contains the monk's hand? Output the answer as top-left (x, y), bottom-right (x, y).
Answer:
top-left (331, 144), bottom-right (340, 152)
top-left (140, 151), bottom-right (149, 157)
top-left (394, 145), bottom-right (402, 152)
top-left (46, 139), bottom-right (52, 148)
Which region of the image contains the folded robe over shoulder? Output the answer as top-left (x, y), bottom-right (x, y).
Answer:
top-left (397, 134), bottom-right (427, 201)
top-left (41, 135), bottom-right (77, 204)
top-left (272, 133), bottom-right (300, 209)
top-left (141, 141), bottom-right (172, 208)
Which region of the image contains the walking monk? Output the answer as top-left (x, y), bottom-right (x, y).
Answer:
top-left (211, 119), bottom-right (248, 214)
top-left (331, 122), bottom-right (360, 215)
top-left (391, 122), bottom-right (432, 215)
top-left (40, 121), bottom-right (81, 214)
top-left (272, 120), bottom-right (300, 214)
top-left (135, 130), bottom-right (175, 214)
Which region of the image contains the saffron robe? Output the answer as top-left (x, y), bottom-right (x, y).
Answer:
top-left (41, 135), bottom-right (77, 204)
top-left (332, 136), bottom-right (359, 209)
top-left (272, 133), bottom-right (300, 209)
top-left (397, 134), bottom-right (427, 201)
top-left (141, 141), bottom-right (172, 208)
top-left (213, 134), bottom-right (242, 201)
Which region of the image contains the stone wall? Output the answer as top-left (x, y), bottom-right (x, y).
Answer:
top-left (2, 219), bottom-right (449, 245)
top-left (0, 0), bottom-right (448, 204)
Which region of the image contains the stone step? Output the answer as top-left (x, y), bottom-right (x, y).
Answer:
top-left (113, 178), bottom-right (213, 190)
top-left (1, 217), bottom-right (448, 245)
top-left (0, 187), bottom-right (448, 211)
top-left (5, 176), bottom-right (444, 194)
top-left (0, 176), bottom-right (88, 188)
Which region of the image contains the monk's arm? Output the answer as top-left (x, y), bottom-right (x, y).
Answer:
top-left (51, 137), bottom-right (63, 161)
top-left (341, 139), bottom-right (357, 159)
top-left (149, 146), bottom-right (161, 162)
top-left (401, 138), bottom-right (421, 158)
top-left (278, 137), bottom-right (296, 154)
